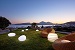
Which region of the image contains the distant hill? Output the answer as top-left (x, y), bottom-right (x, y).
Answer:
top-left (14, 23), bottom-right (31, 25)
top-left (14, 21), bottom-right (53, 25)
top-left (37, 21), bottom-right (53, 25)
top-left (64, 21), bottom-right (75, 24)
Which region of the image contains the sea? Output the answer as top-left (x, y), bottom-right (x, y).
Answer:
top-left (7, 24), bottom-right (54, 28)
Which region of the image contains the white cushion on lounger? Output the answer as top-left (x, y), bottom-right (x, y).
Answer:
top-left (61, 40), bottom-right (71, 43)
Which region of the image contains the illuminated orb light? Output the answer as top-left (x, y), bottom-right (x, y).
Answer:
top-left (25, 29), bottom-right (28, 31)
top-left (18, 35), bottom-right (26, 41)
top-left (36, 29), bottom-right (39, 31)
top-left (22, 30), bottom-right (24, 32)
top-left (47, 33), bottom-right (58, 42)
top-left (8, 33), bottom-right (16, 37)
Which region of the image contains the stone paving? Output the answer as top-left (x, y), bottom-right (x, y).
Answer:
top-left (0, 29), bottom-right (10, 34)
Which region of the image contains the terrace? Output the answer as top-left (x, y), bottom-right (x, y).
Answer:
top-left (0, 29), bottom-right (65, 50)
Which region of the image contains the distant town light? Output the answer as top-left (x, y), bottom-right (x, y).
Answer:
top-left (18, 35), bottom-right (26, 41)
top-left (25, 29), bottom-right (28, 31)
top-left (8, 33), bottom-right (16, 37)
top-left (22, 30), bottom-right (24, 32)
top-left (47, 33), bottom-right (58, 42)
top-left (36, 29), bottom-right (39, 31)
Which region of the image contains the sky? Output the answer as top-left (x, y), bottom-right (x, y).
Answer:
top-left (0, 0), bottom-right (75, 24)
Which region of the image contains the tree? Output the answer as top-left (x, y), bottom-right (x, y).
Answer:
top-left (0, 16), bottom-right (11, 29)
top-left (31, 22), bottom-right (37, 29)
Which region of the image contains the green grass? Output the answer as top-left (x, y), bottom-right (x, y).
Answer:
top-left (0, 29), bottom-right (66, 50)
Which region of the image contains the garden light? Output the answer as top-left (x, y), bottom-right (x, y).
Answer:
top-left (47, 33), bottom-right (58, 42)
top-left (8, 33), bottom-right (16, 37)
top-left (22, 30), bottom-right (24, 32)
top-left (25, 29), bottom-right (28, 31)
top-left (36, 29), bottom-right (39, 31)
top-left (18, 35), bottom-right (26, 41)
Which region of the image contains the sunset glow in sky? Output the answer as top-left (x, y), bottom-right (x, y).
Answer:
top-left (0, 0), bottom-right (75, 24)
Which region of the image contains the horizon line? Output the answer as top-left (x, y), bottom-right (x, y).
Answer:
top-left (11, 21), bottom-right (75, 24)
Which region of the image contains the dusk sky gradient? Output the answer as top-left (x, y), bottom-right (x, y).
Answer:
top-left (0, 0), bottom-right (75, 24)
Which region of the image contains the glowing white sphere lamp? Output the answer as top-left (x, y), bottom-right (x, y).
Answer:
top-left (47, 33), bottom-right (58, 42)
top-left (18, 35), bottom-right (26, 41)
top-left (25, 29), bottom-right (28, 31)
top-left (36, 29), bottom-right (39, 31)
top-left (22, 30), bottom-right (24, 32)
top-left (8, 33), bottom-right (16, 37)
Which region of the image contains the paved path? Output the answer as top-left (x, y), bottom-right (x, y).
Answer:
top-left (0, 28), bottom-right (17, 34)
top-left (0, 29), bottom-right (10, 34)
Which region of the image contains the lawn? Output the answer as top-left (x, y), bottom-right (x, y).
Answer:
top-left (0, 29), bottom-right (66, 50)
